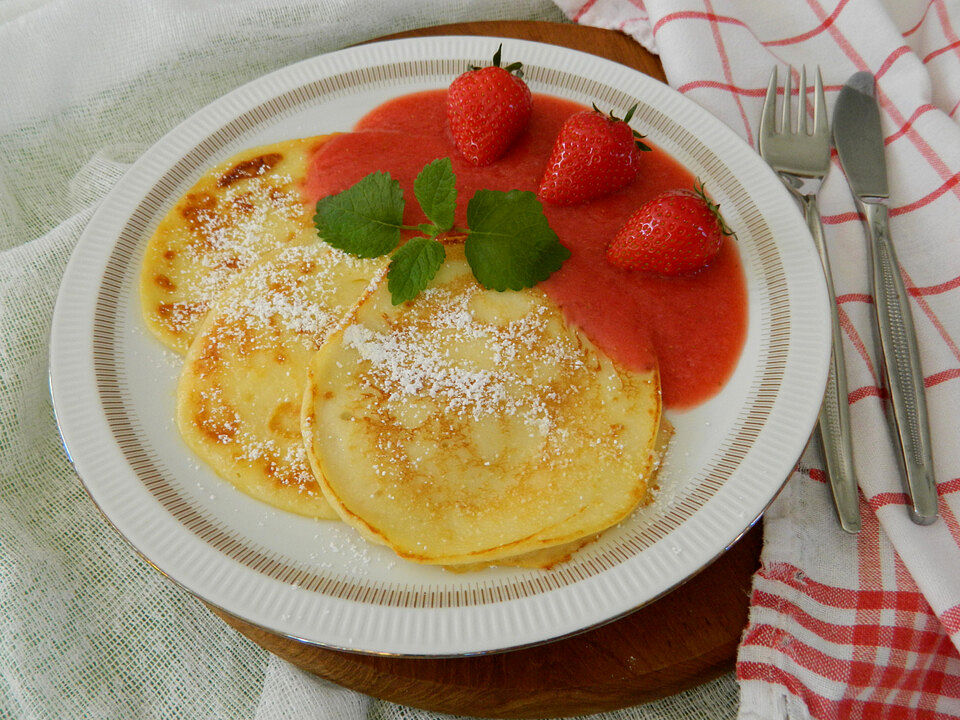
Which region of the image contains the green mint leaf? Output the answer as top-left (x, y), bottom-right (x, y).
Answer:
top-left (314, 171), bottom-right (404, 258)
top-left (419, 223), bottom-right (441, 237)
top-left (413, 158), bottom-right (457, 232)
top-left (387, 237), bottom-right (446, 305)
top-left (464, 189), bottom-right (571, 291)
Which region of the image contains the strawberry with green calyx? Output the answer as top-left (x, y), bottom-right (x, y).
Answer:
top-left (447, 44), bottom-right (533, 167)
top-left (605, 180), bottom-right (733, 276)
top-left (537, 103), bottom-right (652, 206)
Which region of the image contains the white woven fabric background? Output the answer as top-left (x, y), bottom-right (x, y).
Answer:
top-left (0, 1), bottom-right (739, 718)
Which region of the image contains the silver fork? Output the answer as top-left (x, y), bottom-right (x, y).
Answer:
top-left (760, 66), bottom-right (861, 533)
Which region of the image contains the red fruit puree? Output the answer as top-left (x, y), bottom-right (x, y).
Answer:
top-left (304, 90), bottom-right (748, 409)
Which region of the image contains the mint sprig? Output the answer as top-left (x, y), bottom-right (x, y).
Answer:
top-left (413, 157), bottom-right (457, 231)
top-left (314, 158), bottom-right (569, 304)
top-left (388, 237), bottom-right (446, 304)
top-left (465, 190), bottom-right (570, 291)
top-left (313, 172), bottom-right (404, 258)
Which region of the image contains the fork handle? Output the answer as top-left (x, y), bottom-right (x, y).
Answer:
top-left (861, 200), bottom-right (938, 525)
top-left (800, 194), bottom-right (861, 533)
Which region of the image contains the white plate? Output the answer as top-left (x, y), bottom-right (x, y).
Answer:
top-left (49, 36), bottom-right (830, 656)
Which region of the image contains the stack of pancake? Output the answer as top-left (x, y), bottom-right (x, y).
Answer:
top-left (140, 138), bottom-right (667, 569)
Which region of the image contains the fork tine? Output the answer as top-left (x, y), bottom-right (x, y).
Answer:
top-left (760, 66), bottom-right (778, 139)
top-left (781, 67), bottom-right (793, 133)
top-left (814, 66), bottom-right (828, 135)
top-left (798, 66), bottom-right (808, 135)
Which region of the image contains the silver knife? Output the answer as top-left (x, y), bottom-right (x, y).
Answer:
top-left (833, 71), bottom-right (938, 525)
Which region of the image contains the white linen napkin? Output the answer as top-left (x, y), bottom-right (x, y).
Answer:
top-left (553, 0), bottom-right (960, 717)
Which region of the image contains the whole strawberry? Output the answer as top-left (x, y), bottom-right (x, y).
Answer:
top-left (606, 182), bottom-right (732, 275)
top-left (538, 104), bottom-right (651, 206)
top-left (447, 45), bottom-right (532, 166)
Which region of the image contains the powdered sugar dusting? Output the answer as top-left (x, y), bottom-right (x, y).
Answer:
top-left (234, 432), bottom-right (318, 496)
top-left (210, 245), bottom-right (379, 354)
top-left (343, 283), bottom-right (586, 434)
top-left (159, 173), bottom-right (307, 335)
top-left (188, 244), bottom-right (381, 499)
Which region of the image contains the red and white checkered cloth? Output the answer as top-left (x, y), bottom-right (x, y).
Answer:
top-left (554, 0), bottom-right (960, 717)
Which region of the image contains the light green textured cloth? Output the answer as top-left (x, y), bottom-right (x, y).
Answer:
top-left (0, 1), bottom-right (737, 717)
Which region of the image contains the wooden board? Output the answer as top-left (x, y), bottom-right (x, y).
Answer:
top-left (210, 20), bottom-right (762, 718)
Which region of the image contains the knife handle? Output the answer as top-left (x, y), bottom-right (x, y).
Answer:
top-left (862, 201), bottom-right (938, 525)
top-left (801, 195), bottom-right (861, 533)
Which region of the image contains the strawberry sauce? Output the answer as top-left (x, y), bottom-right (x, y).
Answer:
top-left (304, 89), bottom-right (747, 409)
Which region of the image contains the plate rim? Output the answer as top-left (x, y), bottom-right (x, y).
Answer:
top-left (49, 34), bottom-right (830, 656)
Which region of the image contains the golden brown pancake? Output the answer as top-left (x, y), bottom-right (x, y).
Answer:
top-left (177, 243), bottom-right (385, 519)
top-left (444, 536), bottom-right (599, 573)
top-left (140, 135), bottom-right (333, 354)
top-left (302, 244), bottom-right (663, 565)
top-left (452, 420), bottom-right (672, 571)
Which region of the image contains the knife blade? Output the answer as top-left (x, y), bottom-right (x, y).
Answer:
top-left (833, 71), bottom-right (938, 525)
